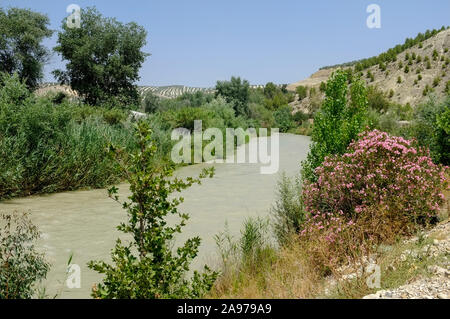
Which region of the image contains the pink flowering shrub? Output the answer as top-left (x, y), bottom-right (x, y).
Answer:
top-left (303, 130), bottom-right (448, 240)
top-left (299, 130), bottom-right (448, 274)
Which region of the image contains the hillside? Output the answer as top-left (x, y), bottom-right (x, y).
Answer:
top-left (288, 28), bottom-right (450, 112)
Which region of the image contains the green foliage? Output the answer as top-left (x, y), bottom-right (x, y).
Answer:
top-left (88, 122), bottom-right (218, 299)
top-left (271, 173), bottom-right (305, 246)
top-left (0, 8), bottom-right (53, 89)
top-left (397, 76), bottom-right (402, 84)
top-left (0, 212), bottom-right (50, 299)
top-left (319, 82), bottom-right (327, 92)
top-left (264, 92), bottom-right (289, 110)
top-left (292, 110), bottom-right (308, 124)
top-left (423, 84), bottom-right (433, 96)
top-left (273, 105), bottom-right (294, 133)
top-left (142, 91), bottom-right (161, 113)
top-left (433, 76), bottom-right (441, 87)
top-left (239, 217), bottom-right (273, 269)
top-left (248, 102), bottom-right (274, 128)
top-left (215, 77), bottom-right (250, 116)
top-left (367, 86), bottom-right (390, 112)
top-left (409, 96), bottom-right (450, 165)
top-left (301, 70), bottom-right (368, 182)
top-left (321, 28), bottom-right (448, 71)
top-left (53, 7), bottom-right (148, 107)
top-left (0, 73), bottom-right (135, 199)
top-left (296, 86), bottom-right (308, 101)
top-left (389, 89), bottom-right (395, 98)
top-left (263, 82), bottom-right (278, 99)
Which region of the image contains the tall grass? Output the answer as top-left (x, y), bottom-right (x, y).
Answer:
top-left (0, 74), bottom-right (136, 199)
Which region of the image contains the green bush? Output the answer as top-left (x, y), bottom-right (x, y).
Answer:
top-left (273, 105), bottom-right (295, 133)
top-left (409, 96), bottom-right (450, 165)
top-left (296, 86), bottom-right (308, 101)
top-left (0, 212), bottom-right (50, 299)
top-left (301, 70), bottom-right (368, 182)
top-left (215, 77), bottom-right (250, 117)
top-left (0, 74), bottom-right (136, 199)
top-left (248, 102), bottom-right (274, 128)
top-left (367, 86), bottom-right (390, 112)
top-left (271, 173), bottom-right (305, 246)
top-left (88, 122), bottom-right (218, 299)
top-left (292, 110), bottom-right (308, 124)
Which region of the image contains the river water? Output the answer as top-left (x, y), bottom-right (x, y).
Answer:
top-left (0, 133), bottom-right (310, 298)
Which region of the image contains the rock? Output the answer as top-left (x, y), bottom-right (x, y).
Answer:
top-left (437, 293), bottom-right (448, 299)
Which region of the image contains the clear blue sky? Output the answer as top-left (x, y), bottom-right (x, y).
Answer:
top-left (2, 0), bottom-right (449, 87)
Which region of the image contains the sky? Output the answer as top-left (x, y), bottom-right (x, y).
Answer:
top-left (1, 0), bottom-right (449, 87)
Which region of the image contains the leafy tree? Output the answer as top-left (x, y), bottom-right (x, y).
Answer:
top-left (0, 8), bottom-right (53, 89)
top-left (296, 86), bottom-right (307, 101)
top-left (301, 70), bottom-right (368, 182)
top-left (215, 76), bottom-right (250, 116)
top-left (263, 82), bottom-right (278, 99)
top-left (53, 7), bottom-right (148, 107)
top-left (0, 212), bottom-right (50, 299)
top-left (88, 122), bottom-right (218, 298)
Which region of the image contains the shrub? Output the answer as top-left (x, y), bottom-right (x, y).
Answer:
top-left (215, 77), bottom-right (250, 116)
top-left (296, 86), bottom-right (308, 101)
top-left (301, 70), bottom-right (368, 182)
top-left (302, 130), bottom-right (448, 261)
top-left (397, 76), bottom-right (402, 84)
top-left (0, 73), bottom-right (136, 199)
top-left (389, 89), bottom-right (395, 98)
top-left (367, 86), bottom-right (390, 112)
top-left (248, 103), bottom-right (274, 128)
top-left (88, 122), bottom-right (218, 299)
top-left (432, 76), bottom-right (441, 87)
top-left (0, 8), bottom-right (53, 89)
top-left (409, 97), bottom-right (450, 165)
top-left (319, 82), bottom-right (327, 92)
top-left (102, 108), bottom-right (127, 126)
top-left (142, 91), bottom-right (161, 113)
top-left (0, 212), bottom-right (50, 299)
top-left (271, 173), bottom-right (306, 246)
top-left (53, 7), bottom-right (147, 107)
top-left (292, 110), bottom-right (308, 124)
top-left (273, 105), bottom-right (294, 133)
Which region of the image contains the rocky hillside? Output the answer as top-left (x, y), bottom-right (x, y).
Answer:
top-left (288, 28), bottom-right (450, 112)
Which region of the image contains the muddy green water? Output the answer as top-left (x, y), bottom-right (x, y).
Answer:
top-left (0, 134), bottom-right (310, 298)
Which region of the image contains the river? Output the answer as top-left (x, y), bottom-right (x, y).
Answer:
top-left (0, 133), bottom-right (310, 298)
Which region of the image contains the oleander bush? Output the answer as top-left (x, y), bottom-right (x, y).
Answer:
top-left (301, 130), bottom-right (448, 272)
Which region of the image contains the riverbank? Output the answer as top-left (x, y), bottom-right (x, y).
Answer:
top-left (0, 134), bottom-right (310, 299)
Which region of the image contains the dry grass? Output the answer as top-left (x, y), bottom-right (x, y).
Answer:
top-left (209, 237), bottom-right (322, 299)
